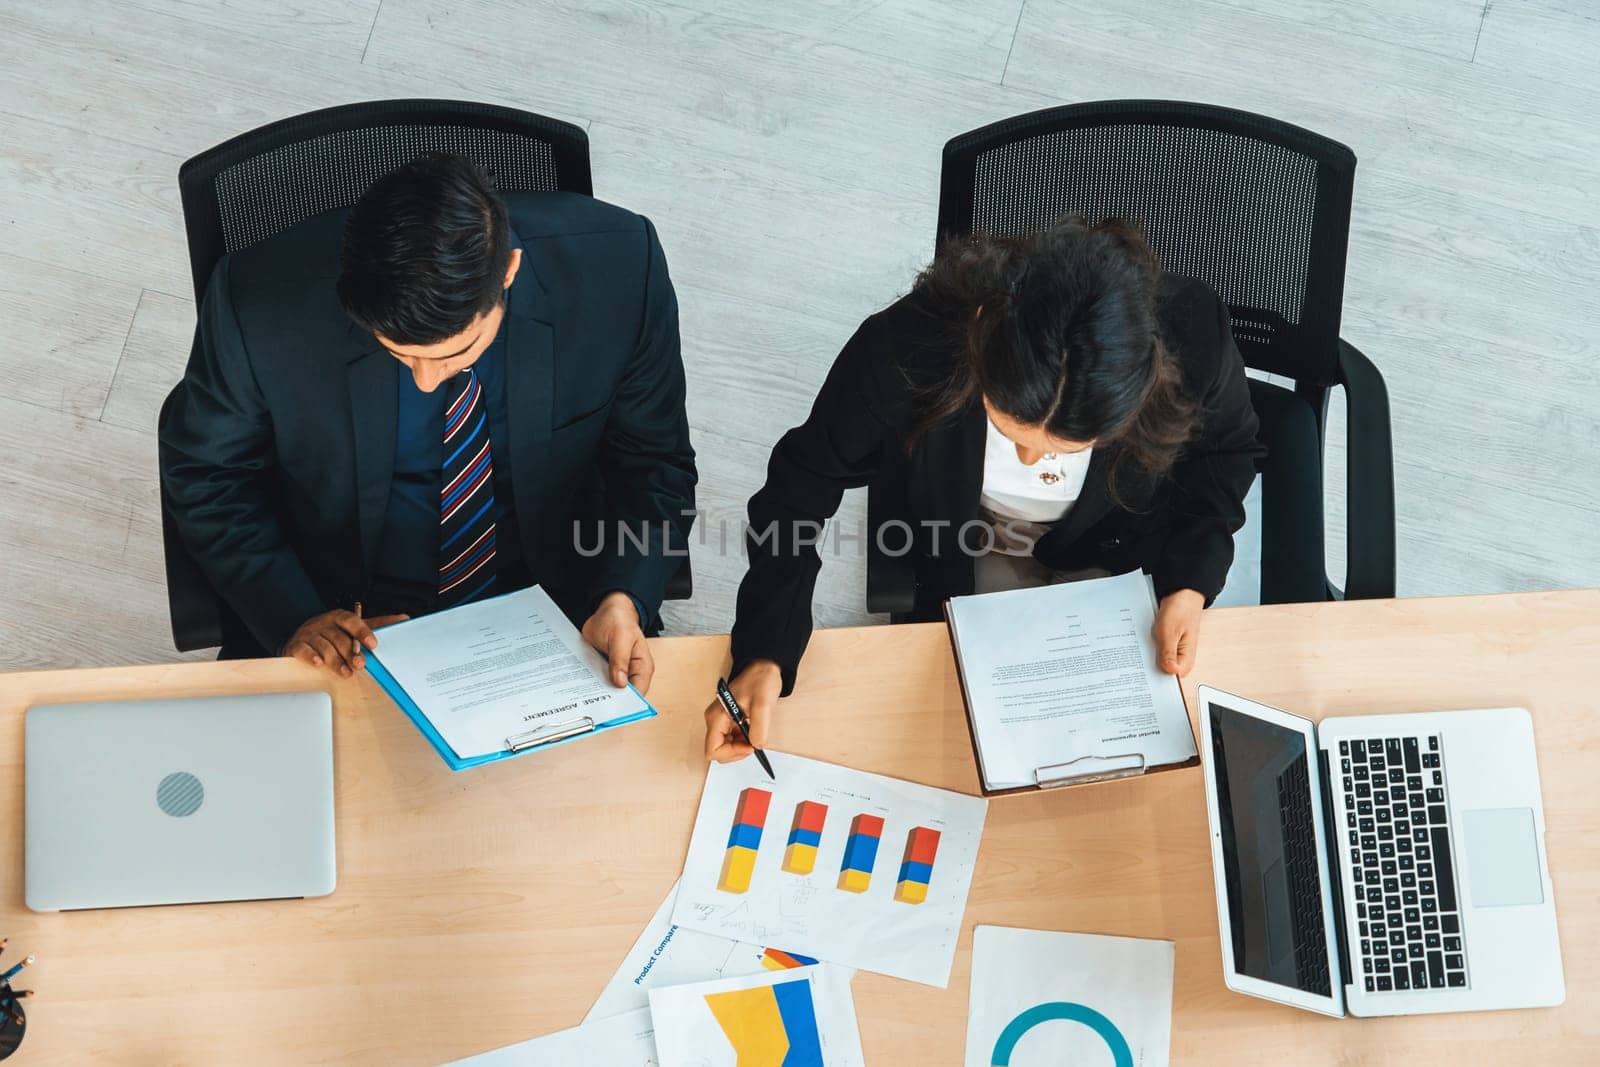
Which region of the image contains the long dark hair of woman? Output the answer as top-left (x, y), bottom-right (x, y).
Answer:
top-left (905, 217), bottom-right (1198, 503)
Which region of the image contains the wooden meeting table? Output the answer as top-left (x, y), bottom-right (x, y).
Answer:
top-left (1, 590), bottom-right (1595, 1063)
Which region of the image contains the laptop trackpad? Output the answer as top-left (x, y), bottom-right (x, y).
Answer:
top-left (1462, 808), bottom-right (1544, 907)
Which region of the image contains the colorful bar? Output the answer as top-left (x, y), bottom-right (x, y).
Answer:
top-left (894, 826), bottom-right (941, 905)
top-left (759, 947), bottom-right (820, 971)
top-left (717, 787), bottom-right (772, 894)
top-left (782, 800), bottom-right (829, 875)
top-left (732, 787), bottom-right (772, 829)
top-left (836, 813), bottom-right (885, 893)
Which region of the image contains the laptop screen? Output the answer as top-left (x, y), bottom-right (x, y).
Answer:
top-left (1208, 701), bottom-right (1333, 997)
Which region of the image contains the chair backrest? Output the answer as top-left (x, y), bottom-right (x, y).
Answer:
top-left (937, 100), bottom-right (1355, 385)
top-left (164, 100), bottom-right (591, 651)
top-left (177, 98), bottom-right (592, 302)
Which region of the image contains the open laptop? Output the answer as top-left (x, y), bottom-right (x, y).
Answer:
top-left (1196, 686), bottom-right (1563, 1017)
top-left (26, 691), bottom-right (337, 911)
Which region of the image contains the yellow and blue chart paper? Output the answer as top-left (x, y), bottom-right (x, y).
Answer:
top-left (705, 979), bottom-right (823, 1067)
top-left (648, 964), bottom-right (864, 1067)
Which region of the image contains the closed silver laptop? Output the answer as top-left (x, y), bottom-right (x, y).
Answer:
top-left (25, 691), bottom-right (337, 911)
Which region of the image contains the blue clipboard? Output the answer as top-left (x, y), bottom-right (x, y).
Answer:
top-left (366, 653), bottom-right (658, 772)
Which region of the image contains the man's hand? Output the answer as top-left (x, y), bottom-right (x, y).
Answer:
top-left (285, 609), bottom-right (409, 678)
top-left (581, 591), bottom-right (654, 693)
top-left (1152, 588), bottom-right (1206, 676)
top-left (704, 660), bottom-right (782, 763)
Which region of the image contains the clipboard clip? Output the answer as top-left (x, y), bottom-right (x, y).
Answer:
top-left (1034, 751), bottom-right (1147, 789)
top-left (504, 716), bottom-right (596, 753)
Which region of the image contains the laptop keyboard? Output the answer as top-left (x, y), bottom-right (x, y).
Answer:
top-left (1338, 735), bottom-right (1468, 994)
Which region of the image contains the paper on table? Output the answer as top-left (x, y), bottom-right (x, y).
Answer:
top-left (947, 570), bottom-right (1197, 791)
top-left (585, 878), bottom-right (771, 1023)
top-left (368, 585), bottom-right (648, 760)
top-left (963, 926), bottom-right (1174, 1067)
top-left (672, 752), bottom-right (988, 987)
top-left (440, 1006), bottom-right (657, 1066)
top-left (588, 879), bottom-right (857, 1023)
top-left (649, 965), bottom-right (863, 1067)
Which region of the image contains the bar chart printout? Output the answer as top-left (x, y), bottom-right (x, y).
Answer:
top-left (675, 752), bottom-right (989, 987)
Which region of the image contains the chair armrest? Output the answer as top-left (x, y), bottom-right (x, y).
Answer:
top-left (865, 481), bottom-right (917, 616)
top-left (1334, 338), bottom-right (1396, 600)
top-left (663, 552), bottom-right (693, 601)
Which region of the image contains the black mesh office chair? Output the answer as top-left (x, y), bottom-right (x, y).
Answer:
top-left (867, 100), bottom-right (1395, 616)
top-left (160, 99), bottom-right (688, 653)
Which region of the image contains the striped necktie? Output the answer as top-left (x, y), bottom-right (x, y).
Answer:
top-left (437, 369), bottom-right (497, 608)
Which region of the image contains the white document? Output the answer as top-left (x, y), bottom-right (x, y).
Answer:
top-left (964, 926), bottom-right (1174, 1067)
top-left (946, 570), bottom-right (1198, 791)
top-left (369, 585), bottom-right (649, 759)
top-left (672, 752), bottom-right (988, 987)
top-left (440, 1006), bottom-right (657, 1066)
top-left (649, 965), bottom-right (863, 1067)
top-left (585, 879), bottom-right (777, 1023)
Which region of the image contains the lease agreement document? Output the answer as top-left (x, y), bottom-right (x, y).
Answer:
top-left (946, 570), bottom-right (1197, 792)
top-left (368, 585), bottom-right (651, 761)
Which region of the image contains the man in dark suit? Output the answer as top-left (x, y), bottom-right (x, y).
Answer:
top-left (159, 153), bottom-right (696, 690)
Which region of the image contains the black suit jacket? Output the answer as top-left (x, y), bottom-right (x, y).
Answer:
top-left (730, 274), bottom-right (1263, 694)
top-left (159, 192), bottom-right (697, 655)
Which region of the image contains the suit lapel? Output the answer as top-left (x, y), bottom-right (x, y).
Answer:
top-left (347, 345), bottom-right (398, 573)
top-left (914, 399), bottom-right (986, 526)
top-left (950, 401), bottom-right (987, 524)
top-left (904, 399), bottom-right (987, 597)
top-left (504, 236), bottom-right (553, 569)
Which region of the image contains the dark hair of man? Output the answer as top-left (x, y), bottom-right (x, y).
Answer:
top-left (906, 217), bottom-right (1198, 498)
top-left (337, 152), bottom-right (512, 346)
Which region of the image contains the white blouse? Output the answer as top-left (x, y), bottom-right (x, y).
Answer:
top-left (977, 415), bottom-right (1093, 556)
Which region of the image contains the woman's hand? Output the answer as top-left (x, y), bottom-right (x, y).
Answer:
top-left (1152, 589), bottom-right (1206, 676)
top-left (704, 660), bottom-right (782, 763)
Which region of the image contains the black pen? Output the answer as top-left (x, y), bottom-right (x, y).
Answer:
top-left (717, 678), bottom-right (775, 780)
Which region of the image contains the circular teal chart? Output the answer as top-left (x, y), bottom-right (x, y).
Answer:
top-left (990, 1002), bottom-right (1133, 1067)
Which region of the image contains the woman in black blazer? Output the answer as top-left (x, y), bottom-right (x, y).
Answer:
top-left (705, 218), bottom-right (1263, 762)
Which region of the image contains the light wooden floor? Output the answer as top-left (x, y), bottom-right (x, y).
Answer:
top-left (1, 0), bottom-right (1595, 672)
